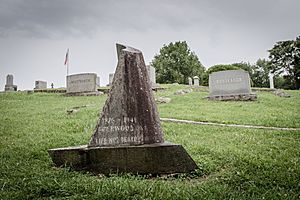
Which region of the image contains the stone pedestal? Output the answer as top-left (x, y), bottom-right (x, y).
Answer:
top-left (48, 142), bottom-right (197, 175)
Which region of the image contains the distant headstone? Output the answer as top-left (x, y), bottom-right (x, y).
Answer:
top-left (34, 80), bottom-right (47, 89)
top-left (96, 76), bottom-right (100, 87)
top-left (108, 73), bottom-right (114, 86)
top-left (146, 65), bottom-right (158, 88)
top-left (269, 73), bottom-right (274, 89)
top-left (193, 76), bottom-right (199, 86)
top-left (209, 70), bottom-right (256, 101)
top-left (66, 73), bottom-right (99, 96)
top-left (51, 83), bottom-right (54, 88)
top-left (49, 44), bottom-right (198, 175)
top-left (188, 77), bottom-right (192, 86)
top-left (4, 74), bottom-right (17, 91)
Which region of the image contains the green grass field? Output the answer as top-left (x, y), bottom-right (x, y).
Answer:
top-left (0, 85), bottom-right (299, 199)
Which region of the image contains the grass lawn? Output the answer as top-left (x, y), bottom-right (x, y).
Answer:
top-left (0, 85), bottom-right (299, 199)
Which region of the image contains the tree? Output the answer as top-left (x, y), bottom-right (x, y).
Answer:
top-left (251, 59), bottom-right (271, 88)
top-left (268, 36), bottom-right (300, 89)
top-left (151, 41), bottom-right (205, 84)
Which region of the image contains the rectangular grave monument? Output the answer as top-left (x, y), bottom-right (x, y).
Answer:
top-left (209, 70), bottom-right (256, 100)
top-left (4, 74), bottom-right (17, 91)
top-left (48, 44), bottom-right (198, 175)
top-left (66, 73), bottom-right (99, 96)
top-left (34, 80), bottom-right (47, 89)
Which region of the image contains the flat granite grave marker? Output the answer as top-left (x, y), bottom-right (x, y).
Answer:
top-left (208, 70), bottom-right (256, 101)
top-left (48, 44), bottom-right (198, 174)
top-left (34, 80), bottom-right (47, 89)
top-left (4, 74), bottom-right (17, 91)
top-left (66, 73), bottom-right (100, 96)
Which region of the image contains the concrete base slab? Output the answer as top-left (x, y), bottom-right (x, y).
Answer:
top-left (48, 142), bottom-right (198, 175)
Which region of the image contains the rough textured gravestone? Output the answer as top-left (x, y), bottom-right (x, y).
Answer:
top-left (188, 77), bottom-right (192, 86)
top-left (5, 74), bottom-right (17, 91)
top-left (193, 76), bottom-right (199, 86)
top-left (48, 44), bottom-right (198, 174)
top-left (108, 73), bottom-right (114, 86)
top-left (66, 73), bottom-right (99, 96)
top-left (209, 70), bottom-right (256, 101)
top-left (34, 80), bottom-right (47, 89)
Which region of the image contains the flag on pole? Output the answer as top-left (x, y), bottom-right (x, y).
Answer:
top-left (64, 48), bottom-right (69, 65)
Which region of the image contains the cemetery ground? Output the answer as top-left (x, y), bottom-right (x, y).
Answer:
top-left (0, 85), bottom-right (299, 199)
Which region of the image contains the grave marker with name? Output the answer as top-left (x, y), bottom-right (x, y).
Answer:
top-left (209, 70), bottom-right (256, 100)
top-left (66, 73), bottom-right (99, 95)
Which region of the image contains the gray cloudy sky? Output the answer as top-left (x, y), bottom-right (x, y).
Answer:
top-left (0, 0), bottom-right (299, 90)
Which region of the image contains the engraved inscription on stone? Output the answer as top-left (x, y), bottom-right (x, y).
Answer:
top-left (209, 70), bottom-right (251, 97)
top-left (66, 73), bottom-right (97, 93)
top-left (89, 44), bottom-right (164, 147)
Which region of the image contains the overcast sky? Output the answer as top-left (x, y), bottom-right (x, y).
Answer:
top-left (0, 0), bottom-right (299, 90)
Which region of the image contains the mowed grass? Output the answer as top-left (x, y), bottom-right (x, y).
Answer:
top-left (0, 86), bottom-right (299, 199)
top-left (157, 84), bottom-right (300, 128)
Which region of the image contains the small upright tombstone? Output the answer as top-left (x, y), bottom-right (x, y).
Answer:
top-left (269, 73), bottom-right (274, 89)
top-left (96, 76), bottom-right (100, 87)
top-left (193, 76), bottom-right (199, 87)
top-left (146, 65), bottom-right (159, 88)
top-left (108, 73), bottom-right (114, 86)
top-left (66, 73), bottom-right (100, 96)
top-left (188, 77), bottom-right (193, 86)
top-left (4, 74), bottom-right (17, 91)
top-left (48, 44), bottom-right (198, 174)
top-left (208, 70), bottom-right (256, 101)
top-left (34, 80), bottom-right (47, 89)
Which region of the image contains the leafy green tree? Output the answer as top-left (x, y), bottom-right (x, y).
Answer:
top-left (251, 59), bottom-right (271, 88)
top-left (151, 41), bottom-right (205, 84)
top-left (202, 64), bottom-right (239, 86)
top-left (268, 36), bottom-right (300, 89)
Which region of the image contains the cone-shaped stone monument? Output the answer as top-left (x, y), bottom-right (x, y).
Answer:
top-left (48, 44), bottom-right (198, 174)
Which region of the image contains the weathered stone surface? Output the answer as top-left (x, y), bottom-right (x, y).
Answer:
top-left (156, 97), bottom-right (171, 104)
top-left (66, 73), bottom-right (97, 94)
top-left (269, 73), bottom-right (274, 89)
top-left (209, 70), bottom-right (256, 100)
top-left (174, 89), bottom-right (192, 95)
top-left (89, 44), bottom-right (163, 147)
top-left (48, 143), bottom-right (197, 175)
top-left (274, 89), bottom-right (291, 98)
top-left (34, 80), bottom-right (47, 89)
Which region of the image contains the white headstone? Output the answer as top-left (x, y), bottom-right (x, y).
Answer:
top-left (193, 76), bottom-right (199, 86)
top-left (66, 73), bottom-right (97, 94)
top-left (269, 73), bottom-right (274, 89)
top-left (109, 73), bottom-right (114, 86)
top-left (209, 70), bottom-right (251, 97)
top-left (146, 65), bottom-right (157, 87)
top-left (188, 77), bottom-right (192, 86)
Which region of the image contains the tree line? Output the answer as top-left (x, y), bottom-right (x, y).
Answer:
top-left (151, 37), bottom-right (300, 89)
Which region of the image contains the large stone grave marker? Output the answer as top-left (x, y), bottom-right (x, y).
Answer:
top-left (66, 73), bottom-right (99, 96)
top-left (146, 65), bottom-right (159, 88)
top-left (269, 73), bottom-right (274, 89)
top-left (209, 70), bottom-right (256, 100)
top-left (4, 74), bottom-right (17, 91)
top-left (34, 80), bottom-right (47, 89)
top-left (48, 44), bottom-right (198, 174)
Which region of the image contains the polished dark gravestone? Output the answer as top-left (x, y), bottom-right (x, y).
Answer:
top-left (48, 44), bottom-right (198, 174)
